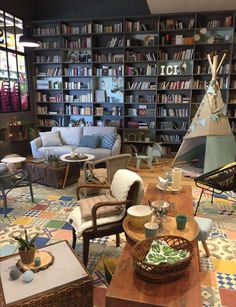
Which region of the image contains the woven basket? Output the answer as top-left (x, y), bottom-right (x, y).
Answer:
top-left (132, 235), bottom-right (193, 283)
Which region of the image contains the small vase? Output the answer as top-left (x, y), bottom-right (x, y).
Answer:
top-left (70, 152), bottom-right (75, 158)
top-left (19, 247), bottom-right (36, 264)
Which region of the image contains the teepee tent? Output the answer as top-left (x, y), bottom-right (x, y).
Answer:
top-left (172, 53), bottom-right (236, 174)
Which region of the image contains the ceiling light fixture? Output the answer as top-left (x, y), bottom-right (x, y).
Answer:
top-left (19, 25), bottom-right (39, 48)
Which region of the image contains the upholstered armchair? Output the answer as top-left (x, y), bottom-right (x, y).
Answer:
top-left (69, 169), bottom-right (144, 266)
top-left (0, 169), bottom-right (34, 217)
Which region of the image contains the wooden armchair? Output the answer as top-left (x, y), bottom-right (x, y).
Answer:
top-left (79, 154), bottom-right (131, 197)
top-left (69, 169), bottom-right (144, 266)
top-left (0, 169), bottom-right (34, 217)
top-left (194, 162), bottom-right (236, 215)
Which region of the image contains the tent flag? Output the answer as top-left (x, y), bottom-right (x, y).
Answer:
top-left (172, 53), bottom-right (236, 174)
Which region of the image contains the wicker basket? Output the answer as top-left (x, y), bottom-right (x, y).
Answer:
top-left (132, 235), bottom-right (193, 283)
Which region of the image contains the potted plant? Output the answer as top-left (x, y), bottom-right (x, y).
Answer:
top-left (13, 230), bottom-right (38, 264)
top-left (48, 154), bottom-right (60, 167)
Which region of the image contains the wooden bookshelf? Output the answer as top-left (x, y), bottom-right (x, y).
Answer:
top-left (31, 11), bottom-right (236, 156)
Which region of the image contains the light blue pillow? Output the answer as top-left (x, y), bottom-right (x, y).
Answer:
top-left (79, 135), bottom-right (100, 149)
top-left (101, 135), bottom-right (117, 149)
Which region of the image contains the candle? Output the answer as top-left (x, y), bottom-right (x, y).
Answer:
top-left (34, 257), bottom-right (41, 267)
top-left (172, 168), bottom-right (182, 190)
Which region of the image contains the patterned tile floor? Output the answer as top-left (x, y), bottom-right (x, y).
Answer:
top-left (0, 183), bottom-right (236, 306)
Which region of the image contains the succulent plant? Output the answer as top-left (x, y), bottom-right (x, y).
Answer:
top-left (13, 230), bottom-right (38, 251)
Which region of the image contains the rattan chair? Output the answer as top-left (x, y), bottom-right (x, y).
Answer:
top-left (194, 162), bottom-right (236, 215)
top-left (78, 154), bottom-right (131, 197)
top-left (0, 169), bottom-right (34, 217)
top-left (69, 169), bottom-right (144, 266)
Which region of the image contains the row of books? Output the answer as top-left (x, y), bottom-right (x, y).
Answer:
top-left (95, 119), bottom-right (122, 128)
top-left (161, 35), bottom-right (194, 45)
top-left (93, 23), bottom-right (123, 33)
top-left (36, 55), bottom-right (60, 63)
top-left (159, 18), bottom-right (195, 30)
top-left (33, 26), bottom-right (59, 36)
top-left (63, 38), bottom-right (92, 49)
top-left (63, 67), bottom-right (92, 77)
top-left (192, 78), bottom-right (229, 89)
top-left (125, 21), bottom-right (157, 32)
top-left (64, 81), bottom-right (91, 90)
top-left (61, 23), bottom-right (92, 35)
top-left (195, 49), bottom-right (230, 60)
top-left (36, 68), bottom-right (62, 77)
top-left (158, 121), bottom-right (188, 130)
top-left (159, 49), bottom-right (193, 60)
top-left (38, 118), bottom-right (62, 127)
top-left (37, 41), bottom-right (59, 49)
top-left (127, 82), bottom-right (157, 90)
top-left (157, 107), bottom-right (188, 117)
top-left (35, 93), bottom-right (63, 102)
top-left (160, 135), bottom-right (181, 143)
top-left (125, 94), bottom-right (156, 104)
top-left (65, 105), bottom-right (92, 115)
top-left (127, 107), bottom-right (155, 117)
top-left (94, 53), bottom-right (124, 63)
top-left (159, 80), bottom-right (192, 90)
top-left (107, 37), bottom-right (124, 48)
top-left (194, 64), bottom-right (230, 74)
top-left (157, 94), bottom-right (190, 104)
top-left (126, 51), bottom-right (157, 62)
top-left (126, 65), bottom-right (157, 76)
top-left (94, 66), bottom-right (124, 76)
top-left (206, 16), bottom-right (233, 28)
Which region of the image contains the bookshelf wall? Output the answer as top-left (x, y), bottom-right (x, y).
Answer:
top-left (31, 11), bottom-right (236, 156)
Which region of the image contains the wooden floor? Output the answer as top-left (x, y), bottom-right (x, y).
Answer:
top-left (128, 157), bottom-right (195, 190)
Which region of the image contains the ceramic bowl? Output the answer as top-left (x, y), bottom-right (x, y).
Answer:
top-left (127, 205), bottom-right (153, 230)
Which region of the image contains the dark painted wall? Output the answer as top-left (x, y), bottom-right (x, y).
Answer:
top-left (31, 0), bottom-right (150, 20)
top-left (1, 0), bottom-right (33, 20)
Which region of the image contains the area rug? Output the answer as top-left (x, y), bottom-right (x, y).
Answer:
top-left (0, 184), bottom-right (236, 307)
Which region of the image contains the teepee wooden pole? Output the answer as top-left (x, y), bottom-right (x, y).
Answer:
top-left (216, 53), bottom-right (226, 73)
top-left (212, 55), bottom-right (218, 80)
top-left (207, 54), bottom-right (213, 73)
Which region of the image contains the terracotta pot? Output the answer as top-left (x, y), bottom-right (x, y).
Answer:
top-left (19, 247), bottom-right (36, 264)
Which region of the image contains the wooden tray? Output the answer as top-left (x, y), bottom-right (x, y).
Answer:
top-left (123, 216), bottom-right (199, 243)
top-left (156, 184), bottom-right (182, 193)
top-left (64, 154), bottom-right (87, 161)
top-left (16, 250), bottom-right (54, 273)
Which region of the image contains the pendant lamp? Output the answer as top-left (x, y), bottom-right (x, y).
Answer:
top-left (19, 26), bottom-right (39, 48)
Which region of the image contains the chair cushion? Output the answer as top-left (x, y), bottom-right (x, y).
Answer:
top-left (79, 135), bottom-right (100, 148)
top-left (101, 135), bottom-right (117, 149)
top-left (195, 217), bottom-right (213, 241)
top-left (39, 131), bottom-right (62, 147)
top-left (79, 194), bottom-right (123, 221)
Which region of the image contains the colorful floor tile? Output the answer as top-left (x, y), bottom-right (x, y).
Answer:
top-left (0, 183), bottom-right (235, 306)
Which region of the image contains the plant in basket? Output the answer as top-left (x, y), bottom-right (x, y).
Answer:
top-left (13, 230), bottom-right (39, 264)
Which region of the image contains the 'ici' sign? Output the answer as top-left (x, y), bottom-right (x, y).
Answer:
top-left (160, 63), bottom-right (187, 75)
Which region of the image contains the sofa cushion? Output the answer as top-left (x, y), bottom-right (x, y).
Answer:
top-left (83, 126), bottom-right (116, 136)
top-left (39, 131), bottom-right (62, 147)
top-left (79, 135), bottom-right (100, 148)
top-left (101, 135), bottom-right (117, 149)
top-left (51, 126), bottom-right (83, 146)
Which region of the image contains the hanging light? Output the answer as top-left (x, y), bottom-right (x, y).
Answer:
top-left (19, 25), bottom-right (40, 48)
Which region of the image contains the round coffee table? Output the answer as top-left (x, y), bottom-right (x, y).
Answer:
top-left (60, 153), bottom-right (95, 189)
top-left (1, 156), bottom-right (26, 171)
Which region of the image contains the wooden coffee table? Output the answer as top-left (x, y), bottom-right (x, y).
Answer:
top-left (106, 184), bottom-right (201, 307)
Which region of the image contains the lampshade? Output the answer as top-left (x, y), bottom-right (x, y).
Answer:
top-left (19, 26), bottom-right (40, 48)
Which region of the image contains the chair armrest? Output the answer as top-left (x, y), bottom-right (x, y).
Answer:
top-left (112, 134), bottom-right (121, 156)
top-left (91, 200), bottom-right (129, 232)
top-left (30, 137), bottom-right (43, 158)
top-left (76, 183), bottom-right (110, 199)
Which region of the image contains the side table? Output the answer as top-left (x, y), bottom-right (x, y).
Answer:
top-left (0, 241), bottom-right (93, 307)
